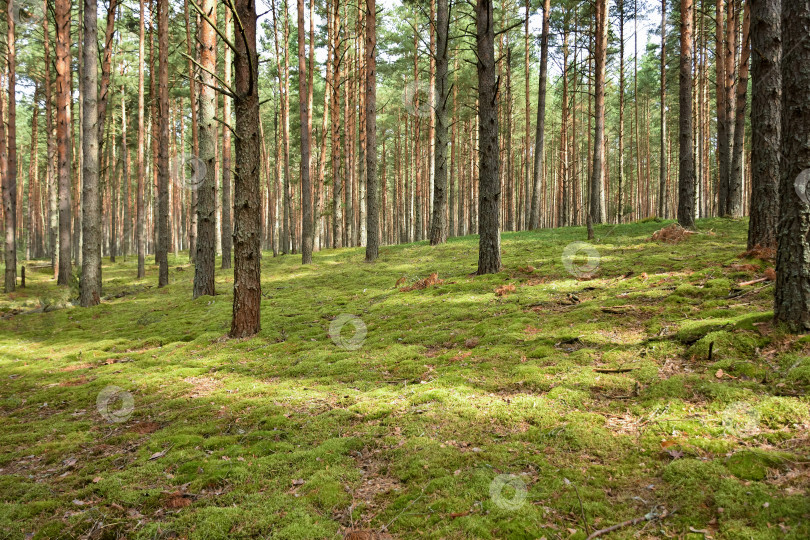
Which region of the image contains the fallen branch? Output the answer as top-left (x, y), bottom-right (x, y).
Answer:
top-left (738, 277), bottom-right (769, 287)
top-left (594, 368), bottom-right (636, 373)
top-left (585, 506), bottom-right (677, 540)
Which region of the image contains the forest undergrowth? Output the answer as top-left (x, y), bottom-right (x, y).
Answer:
top-left (0, 218), bottom-right (807, 539)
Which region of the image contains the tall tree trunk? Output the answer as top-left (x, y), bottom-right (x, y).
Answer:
top-left (678, 0), bottom-right (696, 228)
top-left (184, 0), bottom-right (199, 261)
top-left (529, 0), bottom-right (550, 229)
top-left (330, 0), bottom-right (343, 249)
top-left (80, 0), bottom-right (101, 306)
top-left (429, 0), bottom-right (449, 245)
top-left (298, 0), bottom-right (313, 264)
top-left (55, 0), bottom-right (72, 285)
top-left (475, 0), bottom-right (501, 274)
top-left (44, 4), bottom-right (58, 278)
top-left (729, 0), bottom-right (750, 218)
top-left (774, 0), bottom-right (810, 330)
top-left (747, 0), bottom-right (780, 249)
top-left (193, 0), bottom-right (217, 298)
top-left (722, 0), bottom-right (739, 215)
top-left (157, 0), bottom-right (170, 287)
top-left (523, 0), bottom-right (530, 229)
top-left (589, 0), bottom-right (607, 225)
top-left (658, 0), bottom-right (668, 218)
top-left (365, 0), bottom-right (379, 261)
top-left (137, 0), bottom-right (146, 277)
top-left (230, 0), bottom-right (262, 338)
top-left (221, 7), bottom-right (233, 268)
top-left (28, 87), bottom-right (40, 260)
top-left (4, 0), bottom-right (17, 292)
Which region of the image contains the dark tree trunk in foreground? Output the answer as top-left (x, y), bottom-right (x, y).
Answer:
top-left (221, 7), bottom-right (233, 269)
top-left (55, 0), bottom-right (72, 285)
top-left (748, 0), bottom-right (781, 249)
top-left (4, 0), bottom-right (17, 292)
top-left (298, 0), bottom-right (313, 264)
top-left (475, 0), bottom-right (501, 274)
top-left (194, 0), bottom-right (217, 298)
top-left (677, 0), bottom-right (696, 229)
top-left (230, 0), bottom-right (262, 338)
top-left (157, 0), bottom-right (169, 287)
top-left (80, 0), bottom-right (101, 307)
top-left (365, 0), bottom-right (379, 261)
top-left (774, 0), bottom-right (810, 331)
top-left (529, 0), bottom-right (550, 230)
top-left (589, 0), bottom-right (607, 225)
top-left (429, 0), bottom-right (450, 246)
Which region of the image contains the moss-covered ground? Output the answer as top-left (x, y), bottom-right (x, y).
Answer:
top-left (0, 218), bottom-right (807, 539)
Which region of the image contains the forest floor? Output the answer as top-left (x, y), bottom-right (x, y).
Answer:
top-left (0, 218), bottom-right (808, 540)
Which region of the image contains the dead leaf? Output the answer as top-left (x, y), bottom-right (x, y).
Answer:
top-left (715, 369), bottom-right (725, 379)
top-left (149, 449), bottom-right (168, 461)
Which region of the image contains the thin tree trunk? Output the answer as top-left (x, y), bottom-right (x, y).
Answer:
top-left (429, 0), bottom-right (450, 245)
top-left (193, 0), bottom-right (217, 298)
top-left (365, 0), bottom-right (379, 261)
top-left (55, 0), bottom-right (72, 285)
top-left (44, 4), bottom-right (58, 278)
top-left (184, 0), bottom-right (200, 261)
top-left (221, 7), bottom-right (233, 268)
top-left (529, 0), bottom-right (550, 229)
top-left (136, 0), bottom-right (146, 277)
top-left (590, 0), bottom-right (607, 225)
top-left (747, 0), bottom-right (780, 249)
top-left (4, 0), bottom-right (17, 291)
top-left (156, 0), bottom-right (169, 287)
top-left (729, 0), bottom-right (750, 218)
top-left (659, 0), bottom-right (668, 218)
top-left (678, 0), bottom-right (696, 228)
top-left (298, 0), bottom-right (313, 264)
top-left (331, 0), bottom-right (343, 249)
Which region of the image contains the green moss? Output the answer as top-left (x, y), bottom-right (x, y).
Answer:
top-left (0, 218), bottom-right (804, 538)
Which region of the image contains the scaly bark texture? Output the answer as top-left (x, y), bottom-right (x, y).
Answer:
top-left (157, 0), bottom-right (169, 287)
top-left (729, 0), bottom-right (750, 218)
top-left (747, 0), bottom-right (780, 250)
top-left (80, 0), bottom-right (101, 307)
top-left (774, 0), bottom-right (810, 331)
top-left (193, 0), bottom-right (217, 298)
top-left (55, 0), bottom-right (72, 285)
top-left (475, 0), bottom-right (501, 275)
top-left (658, 0), bottom-right (668, 218)
top-left (589, 0), bottom-right (607, 224)
top-left (429, 0), bottom-right (449, 245)
top-left (221, 8), bottom-right (234, 269)
top-left (137, 0), bottom-right (146, 277)
top-left (678, 0), bottom-right (696, 229)
top-left (230, 0), bottom-right (262, 338)
top-left (330, 0), bottom-right (343, 248)
top-left (298, 0), bottom-right (313, 264)
top-left (365, 0), bottom-right (379, 261)
top-left (4, 0), bottom-right (17, 292)
top-left (529, 0), bottom-right (550, 230)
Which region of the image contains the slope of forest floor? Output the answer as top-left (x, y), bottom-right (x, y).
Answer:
top-left (0, 218), bottom-right (808, 539)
